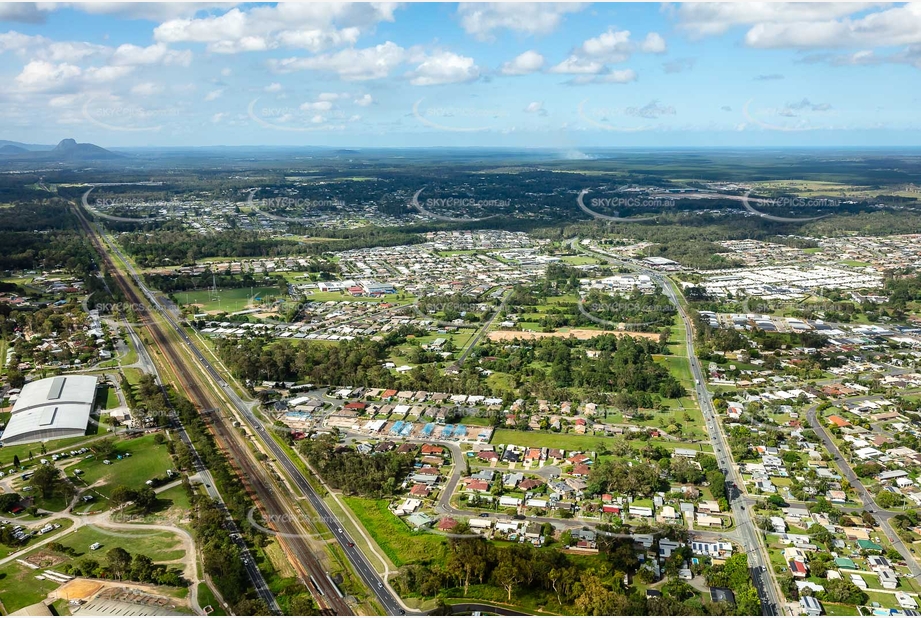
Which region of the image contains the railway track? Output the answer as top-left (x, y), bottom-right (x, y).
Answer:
top-left (73, 204), bottom-right (352, 615)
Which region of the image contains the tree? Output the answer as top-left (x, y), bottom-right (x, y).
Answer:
top-left (12, 455), bottom-right (20, 468)
top-left (288, 595), bottom-right (316, 616)
top-left (106, 547), bottom-right (132, 580)
top-left (110, 486), bottom-right (137, 508)
top-left (131, 554), bottom-right (155, 582)
top-left (492, 559), bottom-right (522, 602)
top-left (133, 486), bottom-right (158, 513)
top-left (823, 579), bottom-right (867, 605)
top-left (736, 585), bottom-right (761, 615)
top-left (32, 464), bottom-right (61, 500)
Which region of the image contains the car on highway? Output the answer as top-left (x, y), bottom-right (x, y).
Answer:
top-left (378, 582), bottom-right (384, 589)
top-left (347, 542), bottom-right (354, 547)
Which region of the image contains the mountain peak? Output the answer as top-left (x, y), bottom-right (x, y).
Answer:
top-left (55, 138), bottom-right (79, 150)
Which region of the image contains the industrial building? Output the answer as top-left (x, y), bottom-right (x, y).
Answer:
top-left (0, 375), bottom-right (99, 446)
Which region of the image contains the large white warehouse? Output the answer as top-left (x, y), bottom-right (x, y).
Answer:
top-left (1, 375), bottom-right (99, 446)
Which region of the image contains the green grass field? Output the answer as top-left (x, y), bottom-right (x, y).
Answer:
top-left (57, 524), bottom-right (186, 561)
top-left (180, 286), bottom-right (286, 313)
top-left (491, 428), bottom-right (712, 453)
top-left (72, 434), bottom-right (173, 506)
top-left (341, 497), bottom-right (448, 568)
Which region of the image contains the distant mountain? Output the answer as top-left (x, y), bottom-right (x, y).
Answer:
top-left (0, 138), bottom-right (123, 162)
top-left (0, 139), bottom-right (52, 151)
top-left (51, 138), bottom-right (123, 160)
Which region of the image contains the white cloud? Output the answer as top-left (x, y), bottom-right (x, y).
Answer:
top-left (354, 94), bottom-right (373, 106)
top-left (551, 27), bottom-right (666, 80)
top-left (669, 3), bottom-right (882, 38)
top-left (0, 31), bottom-right (43, 54)
top-left (154, 4), bottom-right (399, 54)
top-left (221, 67), bottom-right (232, 77)
top-left (271, 41), bottom-right (408, 81)
top-left (745, 4), bottom-right (921, 49)
top-left (110, 42), bottom-right (191, 66)
top-left (301, 100), bottom-right (334, 111)
top-left (318, 92), bottom-right (346, 101)
top-left (14, 60), bottom-right (83, 92)
top-left (407, 50), bottom-right (480, 86)
top-left (211, 112), bottom-right (226, 123)
top-left (73, 2), bottom-right (237, 22)
top-left (83, 64), bottom-right (133, 83)
top-left (265, 82), bottom-right (283, 92)
top-left (39, 40), bottom-right (108, 62)
top-left (311, 114), bottom-right (325, 124)
top-left (580, 28), bottom-right (633, 63)
top-left (567, 69), bottom-right (638, 85)
top-left (131, 82), bottom-right (162, 96)
top-left (0, 3), bottom-right (51, 24)
top-left (457, 2), bottom-right (587, 39)
top-left (524, 101), bottom-right (547, 116)
top-left (670, 3), bottom-right (921, 51)
top-left (500, 50), bottom-right (544, 76)
top-left (640, 32), bottom-right (667, 54)
top-left (205, 88), bottom-right (224, 101)
top-left (549, 56), bottom-right (605, 75)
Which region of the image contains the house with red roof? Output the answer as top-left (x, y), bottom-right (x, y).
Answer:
top-left (410, 484), bottom-right (431, 497)
top-left (421, 444), bottom-right (444, 455)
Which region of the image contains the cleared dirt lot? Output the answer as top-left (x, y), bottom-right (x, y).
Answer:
top-left (487, 328), bottom-right (660, 341)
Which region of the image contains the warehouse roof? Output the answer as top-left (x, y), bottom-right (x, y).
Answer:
top-left (0, 375), bottom-right (98, 445)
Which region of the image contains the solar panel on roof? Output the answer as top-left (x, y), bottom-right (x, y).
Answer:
top-left (47, 376), bottom-right (66, 400)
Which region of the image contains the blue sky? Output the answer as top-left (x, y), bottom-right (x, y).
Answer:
top-left (1, 2), bottom-right (919, 149)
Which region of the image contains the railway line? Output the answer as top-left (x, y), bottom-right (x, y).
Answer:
top-left (72, 204), bottom-right (353, 615)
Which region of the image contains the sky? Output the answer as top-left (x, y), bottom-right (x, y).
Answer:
top-left (1, 1), bottom-right (920, 149)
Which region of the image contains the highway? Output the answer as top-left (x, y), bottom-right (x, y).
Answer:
top-left (77, 209), bottom-right (356, 615)
top-left (86, 214), bottom-right (409, 615)
top-left (574, 239), bottom-right (784, 615)
top-left (75, 206), bottom-right (280, 613)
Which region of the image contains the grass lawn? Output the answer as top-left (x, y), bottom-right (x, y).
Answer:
top-left (196, 584), bottom-right (227, 616)
top-left (492, 428), bottom-right (713, 454)
top-left (55, 524), bottom-right (186, 561)
top-left (72, 434), bottom-right (173, 504)
top-left (0, 434), bottom-right (103, 470)
top-left (180, 286), bottom-right (286, 313)
top-left (101, 384), bottom-right (120, 409)
top-left (658, 355), bottom-right (693, 384)
top-left (341, 496), bottom-right (448, 568)
top-left (0, 560), bottom-right (63, 612)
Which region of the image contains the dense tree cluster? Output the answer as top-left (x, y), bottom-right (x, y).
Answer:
top-left (393, 537), bottom-right (740, 615)
top-left (298, 434), bottom-right (415, 497)
top-left (62, 546), bottom-right (183, 587)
